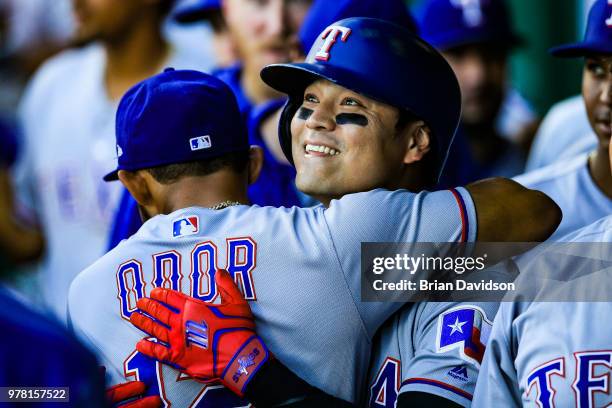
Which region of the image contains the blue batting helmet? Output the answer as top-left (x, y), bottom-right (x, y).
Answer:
top-left (261, 17), bottom-right (461, 181)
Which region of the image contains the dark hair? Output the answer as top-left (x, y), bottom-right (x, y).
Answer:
top-left (395, 108), bottom-right (420, 132)
top-left (146, 150), bottom-right (250, 184)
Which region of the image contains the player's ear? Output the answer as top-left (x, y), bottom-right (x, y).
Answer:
top-left (247, 146), bottom-right (264, 186)
top-left (402, 121), bottom-right (431, 165)
top-left (118, 170), bottom-right (154, 207)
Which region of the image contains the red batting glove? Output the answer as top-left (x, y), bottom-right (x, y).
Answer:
top-left (129, 269), bottom-right (270, 397)
top-left (105, 381), bottom-right (161, 408)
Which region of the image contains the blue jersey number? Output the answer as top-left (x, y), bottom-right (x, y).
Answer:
top-left (369, 357), bottom-right (400, 408)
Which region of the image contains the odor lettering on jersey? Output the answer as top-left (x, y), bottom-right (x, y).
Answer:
top-left (115, 234), bottom-right (257, 407)
top-left (116, 237), bottom-right (257, 320)
top-left (525, 350), bottom-right (612, 408)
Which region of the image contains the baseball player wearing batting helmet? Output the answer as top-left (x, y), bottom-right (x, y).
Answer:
top-left (70, 18), bottom-right (559, 406)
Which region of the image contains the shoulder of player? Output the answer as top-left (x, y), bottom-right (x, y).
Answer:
top-left (545, 95), bottom-right (586, 122)
top-left (514, 154), bottom-right (587, 189)
top-left (556, 214), bottom-right (612, 242)
top-left (68, 242), bottom-right (128, 298)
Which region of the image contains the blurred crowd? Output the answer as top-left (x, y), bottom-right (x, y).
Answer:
top-left (0, 0), bottom-right (609, 400)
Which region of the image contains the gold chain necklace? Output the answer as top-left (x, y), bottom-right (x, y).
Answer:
top-left (209, 200), bottom-right (242, 211)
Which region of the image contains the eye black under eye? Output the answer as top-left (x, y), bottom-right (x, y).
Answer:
top-left (336, 113), bottom-right (368, 126)
top-left (297, 107), bottom-right (313, 120)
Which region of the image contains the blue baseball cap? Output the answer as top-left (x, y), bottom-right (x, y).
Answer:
top-left (173, 0), bottom-right (220, 23)
top-left (550, 0), bottom-right (612, 57)
top-left (103, 68), bottom-right (248, 181)
top-left (299, 0), bottom-right (417, 53)
top-left (418, 0), bottom-right (521, 51)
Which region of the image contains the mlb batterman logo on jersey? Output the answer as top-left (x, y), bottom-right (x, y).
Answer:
top-left (172, 215), bottom-right (199, 238)
top-left (436, 306), bottom-right (492, 366)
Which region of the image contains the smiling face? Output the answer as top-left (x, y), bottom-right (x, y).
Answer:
top-left (290, 79), bottom-right (431, 204)
top-left (583, 55), bottom-right (612, 149)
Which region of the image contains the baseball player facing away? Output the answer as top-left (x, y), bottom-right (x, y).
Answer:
top-left (69, 19), bottom-right (560, 406)
top-left (514, 0), bottom-right (612, 241)
top-left (471, 140), bottom-right (612, 408)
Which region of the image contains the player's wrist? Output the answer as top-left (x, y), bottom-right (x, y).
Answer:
top-left (220, 335), bottom-right (271, 397)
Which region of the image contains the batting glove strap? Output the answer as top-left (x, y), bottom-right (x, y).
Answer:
top-left (220, 335), bottom-right (271, 397)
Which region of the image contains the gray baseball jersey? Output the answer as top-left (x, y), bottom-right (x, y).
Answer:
top-left (367, 302), bottom-right (498, 408)
top-left (68, 188), bottom-right (476, 405)
top-left (514, 154), bottom-right (612, 241)
top-left (525, 95), bottom-right (594, 172)
top-left (472, 215), bottom-right (612, 408)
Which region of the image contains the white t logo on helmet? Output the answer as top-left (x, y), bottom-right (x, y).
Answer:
top-left (314, 25), bottom-right (352, 62)
top-left (606, 0), bottom-right (612, 27)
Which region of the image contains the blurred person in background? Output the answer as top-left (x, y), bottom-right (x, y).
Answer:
top-left (216, 0), bottom-right (312, 116)
top-left (515, 0), bottom-right (612, 241)
top-left (1, 0), bottom-right (209, 322)
top-left (418, 0), bottom-right (536, 187)
top-left (173, 0), bottom-right (238, 68)
top-left (0, 282), bottom-right (106, 406)
top-left (0, 120), bottom-right (44, 271)
top-left (0, 0), bottom-right (73, 118)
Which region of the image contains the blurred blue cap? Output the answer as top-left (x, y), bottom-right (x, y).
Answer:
top-left (104, 68), bottom-right (248, 181)
top-left (299, 0), bottom-right (418, 53)
top-left (550, 0), bottom-right (612, 57)
top-left (418, 0), bottom-right (521, 51)
top-left (173, 0), bottom-right (221, 23)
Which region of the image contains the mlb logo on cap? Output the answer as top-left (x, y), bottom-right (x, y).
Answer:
top-left (173, 216), bottom-right (199, 238)
top-left (190, 135), bottom-right (212, 151)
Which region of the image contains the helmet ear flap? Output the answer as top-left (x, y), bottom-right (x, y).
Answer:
top-left (278, 95), bottom-right (303, 166)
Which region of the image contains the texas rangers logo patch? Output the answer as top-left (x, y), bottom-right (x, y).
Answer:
top-left (172, 215), bottom-right (199, 238)
top-left (436, 305), bottom-right (492, 366)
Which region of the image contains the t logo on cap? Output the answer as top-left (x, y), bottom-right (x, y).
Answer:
top-left (606, 0), bottom-right (612, 27)
top-left (451, 0), bottom-right (483, 27)
top-left (315, 25), bottom-right (352, 61)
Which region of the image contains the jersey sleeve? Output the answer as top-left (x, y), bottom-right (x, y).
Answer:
top-left (322, 188), bottom-right (477, 337)
top-left (471, 302), bottom-right (523, 408)
top-left (397, 302), bottom-right (498, 407)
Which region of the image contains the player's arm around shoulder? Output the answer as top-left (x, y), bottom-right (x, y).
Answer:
top-left (466, 178), bottom-right (562, 242)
